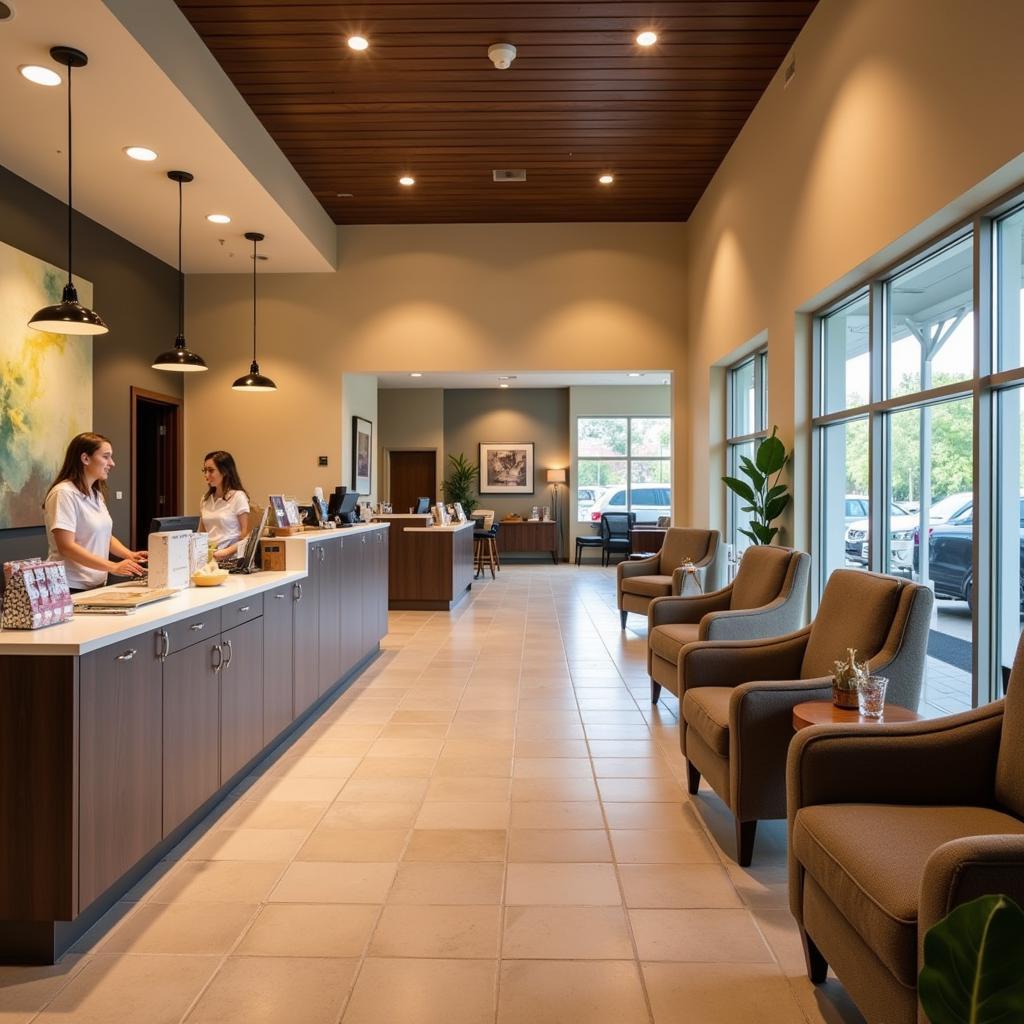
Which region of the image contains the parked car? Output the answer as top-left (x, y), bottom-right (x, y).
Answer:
top-left (844, 491), bottom-right (973, 572)
top-left (844, 495), bottom-right (870, 524)
top-left (577, 487), bottom-right (605, 517)
top-left (588, 485), bottom-right (671, 526)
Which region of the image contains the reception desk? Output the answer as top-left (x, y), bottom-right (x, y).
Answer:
top-left (374, 516), bottom-right (475, 611)
top-left (0, 522), bottom-right (389, 963)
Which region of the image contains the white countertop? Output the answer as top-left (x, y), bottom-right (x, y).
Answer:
top-left (403, 521), bottom-right (476, 533)
top-left (280, 521), bottom-right (389, 571)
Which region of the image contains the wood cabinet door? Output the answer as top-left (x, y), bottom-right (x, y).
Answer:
top-left (263, 584), bottom-right (294, 743)
top-left (293, 577), bottom-right (319, 714)
top-left (220, 616), bottom-right (265, 782)
top-left (163, 640), bottom-right (221, 837)
top-left (79, 635), bottom-right (163, 909)
top-left (317, 540), bottom-right (343, 694)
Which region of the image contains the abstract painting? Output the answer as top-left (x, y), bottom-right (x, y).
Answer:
top-left (352, 415), bottom-right (372, 495)
top-left (0, 240), bottom-right (93, 528)
top-left (479, 442), bottom-right (535, 494)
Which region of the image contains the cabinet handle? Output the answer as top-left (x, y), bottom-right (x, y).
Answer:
top-left (294, 582), bottom-right (303, 601)
top-left (212, 643), bottom-right (223, 669)
top-left (190, 622), bottom-right (205, 631)
top-left (157, 629), bottom-right (169, 661)
top-left (273, 593), bottom-right (285, 599)
top-left (116, 649), bottom-right (137, 662)
top-left (238, 605), bottom-right (251, 613)
top-left (223, 639), bottom-right (233, 669)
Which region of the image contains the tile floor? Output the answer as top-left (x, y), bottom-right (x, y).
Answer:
top-left (0, 563), bottom-right (867, 1024)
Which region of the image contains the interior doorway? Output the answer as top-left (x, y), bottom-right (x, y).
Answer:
top-left (389, 450), bottom-right (437, 513)
top-left (131, 387), bottom-right (183, 548)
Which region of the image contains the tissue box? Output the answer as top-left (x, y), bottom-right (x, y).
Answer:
top-left (148, 530), bottom-right (192, 590)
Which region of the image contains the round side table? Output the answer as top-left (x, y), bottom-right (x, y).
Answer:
top-left (792, 700), bottom-right (923, 731)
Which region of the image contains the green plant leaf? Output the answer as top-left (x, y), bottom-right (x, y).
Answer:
top-left (738, 528), bottom-right (759, 545)
top-left (919, 895), bottom-right (1024, 1024)
top-left (738, 457), bottom-right (765, 492)
top-left (755, 433), bottom-right (787, 475)
top-left (722, 476), bottom-right (755, 503)
top-left (750, 522), bottom-right (777, 544)
top-left (766, 484), bottom-right (789, 501)
top-left (764, 494), bottom-right (791, 522)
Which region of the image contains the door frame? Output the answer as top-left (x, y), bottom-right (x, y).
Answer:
top-left (130, 386), bottom-right (184, 548)
top-left (383, 446), bottom-right (440, 504)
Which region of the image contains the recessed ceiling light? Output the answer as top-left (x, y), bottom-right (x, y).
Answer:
top-left (347, 35), bottom-right (369, 51)
top-left (19, 64), bottom-right (61, 86)
top-left (599, 174), bottom-right (614, 185)
top-left (497, 375), bottom-right (518, 380)
top-left (499, 383), bottom-right (510, 389)
top-left (410, 372), bottom-right (423, 378)
top-left (636, 30), bottom-right (658, 47)
top-left (628, 372), bottom-right (643, 377)
top-left (124, 146), bottom-right (158, 161)
top-left (399, 175), bottom-right (415, 186)
top-left (206, 213), bottom-right (231, 224)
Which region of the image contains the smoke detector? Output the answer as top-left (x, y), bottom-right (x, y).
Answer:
top-left (487, 42), bottom-right (517, 69)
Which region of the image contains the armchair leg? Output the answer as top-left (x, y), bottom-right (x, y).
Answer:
top-left (620, 609), bottom-right (627, 629)
top-left (801, 929), bottom-right (828, 984)
top-left (735, 819), bottom-right (757, 867)
top-left (685, 762), bottom-right (700, 795)
top-left (651, 680), bottom-right (661, 705)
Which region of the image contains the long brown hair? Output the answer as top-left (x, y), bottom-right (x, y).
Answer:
top-left (43, 432), bottom-right (111, 506)
top-left (203, 450), bottom-right (248, 502)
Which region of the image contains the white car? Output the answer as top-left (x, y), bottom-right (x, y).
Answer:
top-left (844, 491), bottom-right (973, 571)
top-left (588, 485), bottom-right (671, 526)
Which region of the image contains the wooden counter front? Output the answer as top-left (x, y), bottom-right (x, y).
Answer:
top-left (381, 521), bottom-right (475, 611)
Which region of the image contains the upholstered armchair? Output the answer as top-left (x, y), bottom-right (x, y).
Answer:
top-left (678, 569), bottom-right (933, 865)
top-left (618, 528), bottom-right (720, 628)
top-left (788, 634), bottom-right (1024, 1024)
top-left (647, 545), bottom-right (809, 703)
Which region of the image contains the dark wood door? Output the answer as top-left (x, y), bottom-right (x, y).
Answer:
top-left (264, 584), bottom-right (294, 742)
top-left (163, 640), bottom-right (221, 837)
top-left (389, 451), bottom-right (436, 514)
top-left (131, 387), bottom-right (183, 548)
top-left (220, 617), bottom-right (264, 781)
top-left (293, 577), bottom-right (319, 714)
top-left (79, 635), bottom-right (163, 910)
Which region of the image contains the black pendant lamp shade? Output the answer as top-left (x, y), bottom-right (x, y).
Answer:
top-left (231, 232), bottom-right (277, 392)
top-left (29, 46), bottom-right (108, 336)
top-left (153, 171), bottom-right (207, 372)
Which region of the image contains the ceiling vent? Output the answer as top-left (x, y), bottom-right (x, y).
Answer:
top-left (493, 169), bottom-right (527, 182)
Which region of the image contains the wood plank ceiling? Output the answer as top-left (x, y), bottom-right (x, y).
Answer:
top-left (175, 1), bottom-right (818, 225)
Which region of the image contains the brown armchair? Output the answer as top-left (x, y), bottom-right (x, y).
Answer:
top-left (617, 528), bottom-right (720, 628)
top-left (787, 635), bottom-right (1024, 1024)
top-left (678, 569), bottom-right (933, 865)
top-left (647, 545), bottom-right (809, 704)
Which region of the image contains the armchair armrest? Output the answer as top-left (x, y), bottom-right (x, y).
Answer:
top-left (619, 553), bottom-right (659, 581)
top-left (919, 835), bottom-right (1024, 942)
top-left (677, 627), bottom-right (811, 691)
top-left (649, 585), bottom-right (733, 628)
top-left (701, 593), bottom-right (802, 642)
top-left (670, 548), bottom-right (718, 595)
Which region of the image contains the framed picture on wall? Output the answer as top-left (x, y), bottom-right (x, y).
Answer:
top-left (479, 442), bottom-right (535, 495)
top-left (352, 416), bottom-right (373, 495)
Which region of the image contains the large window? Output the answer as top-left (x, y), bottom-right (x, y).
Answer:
top-left (726, 350), bottom-right (768, 556)
top-left (577, 417), bottom-right (670, 524)
top-left (814, 203), bottom-right (1024, 715)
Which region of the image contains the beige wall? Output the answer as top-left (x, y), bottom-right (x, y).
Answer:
top-left (377, 388), bottom-right (445, 505)
top-left (183, 222), bottom-right (685, 512)
top-left (341, 373), bottom-right (378, 504)
top-left (684, 0), bottom-right (1024, 550)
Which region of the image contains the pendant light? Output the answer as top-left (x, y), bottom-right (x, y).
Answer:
top-left (153, 171), bottom-right (207, 372)
top-left (231, 232), bottom-right (277, 392)
top-left (29, 46), bottom-right (108, 336)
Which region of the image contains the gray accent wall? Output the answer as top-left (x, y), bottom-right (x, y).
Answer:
top-left (0, 164), bottom-right (179, 569)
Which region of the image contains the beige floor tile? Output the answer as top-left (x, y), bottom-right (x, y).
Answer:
top-left (369, 905), bottom-right (501, 958)
top-left (511, 757), bottom-right (593, 778)
top-left (513, 739), bottom-right (591, 758)
top-left (587, 739), bottom-right (658, 757)
top-left (497, 960), bottom-right (647, 1024)
top-left (603, 802), bottom-right (699, 830)
top-left (186, 956), bottom-right (357, 1024)
top-left (415, 801), bottom-right (510, 829)
top-left (391, 709), bottom-right (456, 724)
top-left (35, 955), bottom-right (217, 1024)
top-left (442, 738), bottom-right (515, 757)
top-left (514, 723), bottom-right (587, 740)
top-left (351, 757), bottom-right (437, 779)
top-left (510, 777), bottom-right (598, 802)
top-left (592, 756), bottom-right (672, 778)
top-left (98, 903), bottom-right (256, 954)
top-left (584, 724), bottom-right (654, 740)
top-left (323, 801), bottom-right (422, 829)
top-left (598, 778), bottom-right (684, 802)
top-left (507, 829), bottom-right (612, 863)
top-left (388, 862), bottom-right (505, 904)
top-left (337, 776), bottom-right (430, 801)
top-left (609, 828), bottom-right (719, 864)
top-left (318, 724), bottom-right (383, 740)
top-left (303, 737), bottom-right (376, 756)
top-left (257, 777), bottom-right (347, 802)
top-left (342, 958), bottom-right (497, 1024)
top-left (509, 801), bottom-right (605, 829)
top-left (643, 962), bottom-right (809, 1024)
top-left (426, 777), bottom-right (512, 802)
top-left (271, 861), bottom-right (397, 903)
top-left (502, 905), bottom-right (634, 959)
top-left (278, 756), bottom-right (362, 779)
top-left (619, 864), bottom-right (743, 908)
top-left (629, 908), bottom-right (773, 962)
top-left (185, 828), bottom-right (310, 862)
top-left (215, 799), bottom-right (326, 831)
top-left (298, 827), bottom-right (409, 862)
top-left (403, 829), bottom-right (507, 862)
top-left (368, 737), bottom-right (445, 759)
top-left (380, 722), bottom-right (450, 738)
top-left (236, 904), bottom-right (379, 958)
top-left (434, 755), bottom-right (512, 777)
top-left (0, 955), bottom-right (87, 1022)
top-left (505, 863), bottom-right (621, 906)
top-left (146, 861), bottom-right (285, 904)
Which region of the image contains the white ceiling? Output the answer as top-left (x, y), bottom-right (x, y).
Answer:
top-left (0, 0), bottom-right (336, 272)
top-left (376, 371), bottom-right (672, 390)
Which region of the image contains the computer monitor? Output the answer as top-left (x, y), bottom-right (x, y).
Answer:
top-left (336, 490), bottom-right (359, 523)
top-left (414, 497), bottom-right (431, 514)
top-left (327, 486), bottom-right (347, 520)
top-left (149, 515), bottom-right (199, 537)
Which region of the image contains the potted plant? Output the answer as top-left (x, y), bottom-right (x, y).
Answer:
top-left (722, 426), bottom-right (792, 545)
top-left (441, 453), bottom-right (479, 516)
top-left (831, 648), bottom-right (867, 710)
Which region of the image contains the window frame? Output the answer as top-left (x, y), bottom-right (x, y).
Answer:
top-left (725, 350), bottom-right (769, 556)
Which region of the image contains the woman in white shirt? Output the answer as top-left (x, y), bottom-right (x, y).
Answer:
top-left (44, 433), bottom-right (147, 591)
top-left (199, 450), bottom-right (251, 561)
